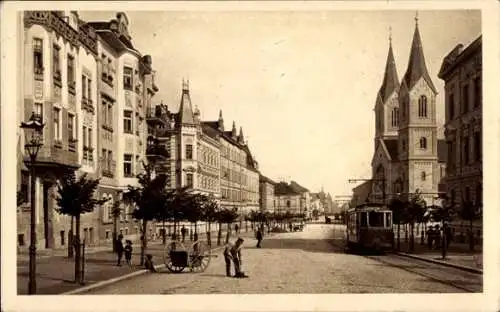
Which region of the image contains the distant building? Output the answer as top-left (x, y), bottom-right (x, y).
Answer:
top-left (259, 175), bottom-right (276, 212)
top-left (438, 36), bottom-right (482, 239)
top-left (274, 181), bottom-right (310, 217)
top-left (310, 193), bottom-right (324, 216)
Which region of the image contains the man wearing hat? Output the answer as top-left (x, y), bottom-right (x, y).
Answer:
top-left (223, 237), bottom-right (248, 278)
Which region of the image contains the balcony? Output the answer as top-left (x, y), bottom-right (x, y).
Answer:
top-left (34, 67), bottom-right (44, 81)
top-left (146, 144), bottom-right (169, 159)
top-left (68, 80), bottom-right (76, 95)
top-left (53, 70), bottom-right (62, 87)
top-left (102, 160), bottom-right (116, 178)
top-left (68, 138), bottom-right (77, 152)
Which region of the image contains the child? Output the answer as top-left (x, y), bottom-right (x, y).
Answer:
top-left (144, 254), bottom-right (157, 272)
top-left (124, 240), bottom-right (133, 266)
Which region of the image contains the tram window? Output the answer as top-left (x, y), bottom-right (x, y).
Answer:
top-left (369, 212), bottom-right (384, 227)
top-left (360, 212), bottom-right (368, 226)
top-left (385, 213), bottom-right (392, 227)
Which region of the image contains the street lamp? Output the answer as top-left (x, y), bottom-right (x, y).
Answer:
top-left (20, 112), bottom-right (45, 295)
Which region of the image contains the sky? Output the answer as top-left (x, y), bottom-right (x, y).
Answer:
top-left (80, 10), bottom-right (481, 199)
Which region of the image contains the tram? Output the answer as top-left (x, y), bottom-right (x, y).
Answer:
top-left (345, 203), bottom-right (394, 253)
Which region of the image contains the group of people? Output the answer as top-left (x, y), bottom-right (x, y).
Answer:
top-left (115, 234), bottom-right (133, 266)
top-left (426, 225), bottom-right (453, 250)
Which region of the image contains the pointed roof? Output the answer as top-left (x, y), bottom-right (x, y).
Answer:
top-left (231, 121), bottom-right (237, 138)
top-left (238, 126), bottom-right (244, 143)
top-left (178, 79), bottom-right (196, 125)
top-left (402, 17), bottom-right (437, 94)
top-left (378, 34), bottom-right (400, 103)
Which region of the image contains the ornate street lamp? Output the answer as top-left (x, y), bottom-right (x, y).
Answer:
top-left (20, 112), bottom-right (45, 295)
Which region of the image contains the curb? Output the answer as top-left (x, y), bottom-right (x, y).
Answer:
top-left (61, 242), bottom-right (228, 295)
top-left (395, 252), bottom-right (483, 274)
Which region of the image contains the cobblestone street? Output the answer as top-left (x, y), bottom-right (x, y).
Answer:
top-left (87, 224), bottom-right (482, 294)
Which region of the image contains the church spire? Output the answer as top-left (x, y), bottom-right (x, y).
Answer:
top-left (238, 126), bottom-right (244, 143)
top-left (378, 26), bottom-right (400, 103)
top-left (402, 12), bottom-right (437, 94)
top-left (178, 78), bottom-right (196, 125)
top-left (231, 121), bottom-right (237, 138)
top-left (217, 109), bottom-right (224, 131)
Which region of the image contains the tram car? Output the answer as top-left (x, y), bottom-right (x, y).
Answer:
top-left (345, 203), bottom-right (394, 253)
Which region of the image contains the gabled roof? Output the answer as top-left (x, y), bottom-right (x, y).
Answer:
top-left (274, 182), bottom-right (301, 196)
top-left (290, 181), bottom-right (309, 193)
top-left (259, 175), bottom-right (276, 185)
top-left (378, 41), bottom-right (400, 103)
top-left (383, 138), bottom-right (399, 161)
top-left (402, 22), bottom-right (437, 94)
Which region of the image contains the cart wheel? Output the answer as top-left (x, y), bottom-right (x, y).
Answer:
top-left (164, 240), bottom-right (186, 273)
top-left (189, 241), bottom-right (211, 273)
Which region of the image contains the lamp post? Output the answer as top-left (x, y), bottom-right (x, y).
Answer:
top-left (20, 113), bottom-right (45, 295)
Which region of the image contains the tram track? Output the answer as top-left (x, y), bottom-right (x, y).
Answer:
top-left (327, 238), bottom-right (482, 293)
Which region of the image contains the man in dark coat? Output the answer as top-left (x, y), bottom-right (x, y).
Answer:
top-left (115, 234), bottom-right (124, 266)
top-left (256, 228), bottom-right (263, 248)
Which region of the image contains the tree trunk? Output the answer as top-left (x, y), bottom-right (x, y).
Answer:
top-left (194, 222), bottom-right (198, 241)
top-left (469, 219), bottom-right (474, 251)
top-left (225, 223), bottom-right (231, 244)
top-left (409, 222), bottom-right (415, 253)
top-left (68, 216), bottom-right (75, 258)
top-left (173, 220), bottom-right (177, 241)
top-left (162, 219), bottom-right (166, 245)
top-left (74, 214), bottom-right (81, 283)
top-left (112, 214), bottom-right (118, 252)
top-left (207, 222), bottom-right (211, 247)
top-left (140, 220), bottom-right (148, 266)
top-left (217, 222), bottom-right (222, 246)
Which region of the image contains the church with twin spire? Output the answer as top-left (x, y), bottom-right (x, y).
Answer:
top-left (370, 16), bottom-right (447, 206)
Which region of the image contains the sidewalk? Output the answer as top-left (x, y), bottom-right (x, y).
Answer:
top-left (394, 239), bottom-right (483, 272)
top-left (17, 230), bottom-right (259, 295)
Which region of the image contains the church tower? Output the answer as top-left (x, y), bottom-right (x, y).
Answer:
top-left (374, 28), bottom-right (400, 144)
top-left (398, 14), bottom-right (439, 203)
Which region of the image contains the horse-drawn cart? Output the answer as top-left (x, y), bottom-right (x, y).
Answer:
top-left (163, 240), bottom-right (215, 273)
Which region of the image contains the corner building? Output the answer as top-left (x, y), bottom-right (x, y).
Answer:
top-left (17, 11), bottom-right (99, 249)
top-left (438, 36), bottom-right (482, 239)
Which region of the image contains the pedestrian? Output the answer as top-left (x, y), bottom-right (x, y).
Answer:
top-left (181, 226), bottom-right (187, 242)
top-left (116, 234), bottom-right (124, 266)
top-left (144, 254), bottom-right (158, 272)
top-left (255, 228), bottom-right (263, 248)
top-left (124, 240), bottom-right (133, 266)
top-left (433, 225), bottom-right (441, 249)
top-left (445, 225), bottom-right (453, 249)
top-left (234, 224), bottom-right (239, 234)
top-left (426, 227), bottom-right (434, 249)
top-left (223, 237), bottom-right (248, 278)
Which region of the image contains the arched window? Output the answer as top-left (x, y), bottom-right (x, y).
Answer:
top-left (421, 171), bottom-right (426, 181)
top-left (391, 108), bottom-right (399, 127)
top-left (418, 95), bottom-right (428, 117)
top-left (420, 137), bottom-right (427, 149)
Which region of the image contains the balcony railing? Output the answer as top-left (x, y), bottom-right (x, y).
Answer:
top-left (53, 70), bottom-right (62, 87)
top-left (34, 67), bottom-right (44, 81)
top-left (146, 144), bottom-right (169, 159)
top-left (68, 138), bottom-right (77, 152)
top-left (68, 80), bottom-right (76, 95)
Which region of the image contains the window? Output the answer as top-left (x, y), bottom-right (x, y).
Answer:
top-left (124, 154), bottom-right (133, 177)
top-left (102, 149), bottom-right (107, 170)
top-left (53, 107), bottom-right (61, 140)
top-left (369, 212), bottom-right (384, 227)
top-left (463, 136), bottom-right (470, 164)
top-left (67, 113), bottom-right (75, 140)
top-left (33, 38), bottom-right (43, 76)
top-left (82, 75), bottom-right (87, 99)
top-left (421, 171), bottom-right (426, 181)
top-left (87, 77), bottom-right (92, 102)
top-left (419, 137), bottom-right (427, 149)
top-left (402, 140), bottom-right (406, 151)
top-left (462, 84), bottom-right (469, 114)
top-left (474, 131), bottom-right (481, 161)
top-left (418, 95), bottom-right (427, 117)
top-left (186, 173), bottom-right (193, 188)
top-left (60, 231), bottom-right (65, 246)
top-left (186, 144), bottom-right (193, 160)
top-left (20, 171), bottom-right (29, 203)
top-left (52, 44), bottom-right (60, 79)
top-left (34, 102), bottom-right (43, 120)
top-left (448, 93), bottom-right (455, 120)
top-left (474, 77), bottom-right (481, 108)
top-left (123, 110), bottom-right (132, 133)
top-left (391, 108), bottom-right (399, 127)
top-left (88, 127), bottom-right (93, 150)
top-left (123, 66), bottom-right (133, 90)
top-left (135, 112), bottom-right (140, 134)
top-left (108, 151), bottom-right (112, 171)
top-left (67, 55), bottom-right (75, 83)
top-left (447, 141), bottom-right (454, 168)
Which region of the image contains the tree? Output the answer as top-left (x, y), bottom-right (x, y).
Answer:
top-left (55, 172), bottom-right (106, 284)
top-left (110, 200), bottom-right (122, 252)
top-left (430, 194), bottom-right (457, 259)
top-left (184, 193), bottom-right (206, 241)
top-left (388, 197), bottom-right (406, 251)
top-left (406, 192), bottom-right (427, 252)
top-left (202, 196), bottom-right (219, 247)
top-left (123, 162), bottom-right (169, 266)
top-left (459, 200), bottom-right (482, 251)
top-left (217, 208), bottom-right (239, 244)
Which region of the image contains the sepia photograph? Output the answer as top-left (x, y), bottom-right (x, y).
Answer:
top-left (1, 1), bottom-right (499, 312)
